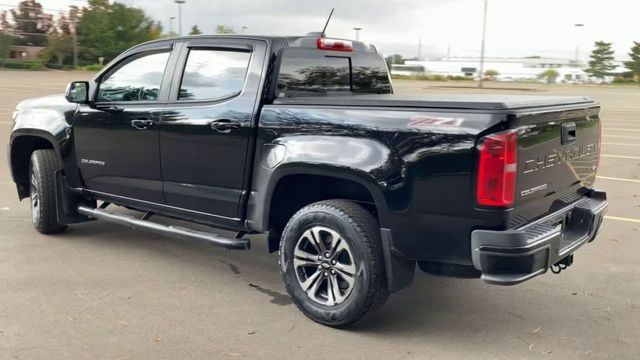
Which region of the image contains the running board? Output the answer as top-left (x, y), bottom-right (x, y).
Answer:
top-left (77, 206), bottom-right (250, 250)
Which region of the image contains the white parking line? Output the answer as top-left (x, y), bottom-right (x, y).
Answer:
top-left (605, 128), bottom-right (640, 132)
top-left (604, 135), bottom-right (640, 139)
top-left (602, 142), bottom-right (640, 147)
top-left (597, 176), bottom-right (640, 183)
top-left (0, 121), bottom-right (13, 125)
top-left (603, 122), bottom-right (640, 129)
top-left (605, 216), bottom-right (640, 224)
top-left (601, 154), bottom-right (640, 160)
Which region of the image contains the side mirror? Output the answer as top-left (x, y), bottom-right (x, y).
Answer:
top-left (65, 81), bottom-right (90, 104)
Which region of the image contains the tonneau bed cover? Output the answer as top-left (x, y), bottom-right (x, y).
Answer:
top-left (274, 94), bottom-right (596, 111)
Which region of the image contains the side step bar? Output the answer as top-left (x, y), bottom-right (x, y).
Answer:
top-left (77, 206), bottom-right (250, 250)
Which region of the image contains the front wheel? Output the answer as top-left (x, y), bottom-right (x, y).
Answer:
top-left (279, 200), bottom-right (388, 327)
top-left (29, 149), bottom-right (67, 234)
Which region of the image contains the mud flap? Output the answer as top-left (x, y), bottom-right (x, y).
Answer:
top-left (55, 170), bottom-right (95, 224)
top-left (380, 228), bottom-right (416, 292)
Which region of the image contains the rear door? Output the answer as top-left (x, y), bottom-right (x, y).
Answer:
top-left (160, 39), bottom-right (267, 219)
top-left (74, 43), bottom-right (177, 203)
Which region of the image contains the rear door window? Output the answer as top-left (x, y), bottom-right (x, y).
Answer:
top-left (178, 49), bottom-right (251, 101)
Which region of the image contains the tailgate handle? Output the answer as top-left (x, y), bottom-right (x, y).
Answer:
top-left (561, 122), bottom-right (576, 145)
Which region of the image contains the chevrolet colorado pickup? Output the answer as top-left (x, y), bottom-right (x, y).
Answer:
top-left (8, 34), bottom-right (608, 327)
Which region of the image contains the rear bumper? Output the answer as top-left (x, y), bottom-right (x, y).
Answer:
top-left (471, 190), bottom-right (608, 285)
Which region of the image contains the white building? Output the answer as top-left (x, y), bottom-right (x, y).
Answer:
top-left (391, 57), bottom-right (589, 83)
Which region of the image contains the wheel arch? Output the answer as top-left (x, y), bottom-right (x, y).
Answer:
top-left (9, 131), bottom-right (61, 199)
top-left (246, 163), bottom-right (388, 251)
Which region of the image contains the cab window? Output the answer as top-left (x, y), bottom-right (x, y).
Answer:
top-left (178, 49), bottom-right (251, 101)
top-left (97, 51), bottom-right (170, 102)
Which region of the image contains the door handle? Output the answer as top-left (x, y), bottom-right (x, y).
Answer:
top-left (131, 119), bottom-right (156, 130)
top-left (210, 119), bottom-right (241, 133)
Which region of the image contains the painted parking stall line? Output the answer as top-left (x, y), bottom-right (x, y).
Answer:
top-left (605, 128), bottom-right (640, 132)
top-left (597, 176), bottom-right (640, 184)
top-left (602, 142), bottom-right (640, 147)
top-left (601, 154), bottom-right (640, 160)
top-left (604, 216), bottom-right (640, 224)
top-left (604, 135), bottom-right (640, 139)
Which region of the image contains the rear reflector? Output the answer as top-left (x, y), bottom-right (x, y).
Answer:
top-left (477, 130), bottom-right (518, 207)
top-left (317, 38), bottom-right (353, 52)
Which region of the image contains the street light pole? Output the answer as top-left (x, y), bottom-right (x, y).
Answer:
top-left (353, 27), bottom-right (362, 41)
top-left (478, 0), bottom-right (488, 88)
top-left (175, 0), bottom-right (186, 35)
top-left (72, 29), bottom-right (78, 67)
top-left (169, 16), bottom-right (175, 34)
top-left (574, 23), bottom-right (584, 63)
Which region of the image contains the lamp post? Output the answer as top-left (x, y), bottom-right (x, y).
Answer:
top-left (353, 27), bottom-right (362, 41)
top-left (574, 23), bottom-right (584, 63)
top-left (175, 0), bottom-right (186, 35)
top-left (169, 16), bottom-right (175, 34)
top-left (478, 0), bottom-right (488, 88)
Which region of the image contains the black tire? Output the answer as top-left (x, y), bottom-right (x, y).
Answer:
top-left (279, 199), bottom-right (389, 327)
top-left (29, 149), bottom-right (67, 234)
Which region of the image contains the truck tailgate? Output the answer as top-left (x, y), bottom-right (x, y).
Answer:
top-left (512, 105), bottom-right (601, 225)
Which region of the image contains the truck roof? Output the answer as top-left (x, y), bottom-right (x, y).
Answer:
top-left (134, 34), bottom-right (378, 54)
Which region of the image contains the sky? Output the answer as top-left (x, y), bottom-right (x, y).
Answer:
top-left (2, 0), bottom-right (638, 60)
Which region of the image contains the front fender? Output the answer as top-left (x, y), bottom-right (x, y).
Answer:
top-left (9, 95), bottom-right (81, 196)
top-left (10, 94), bottom-right (77, 153)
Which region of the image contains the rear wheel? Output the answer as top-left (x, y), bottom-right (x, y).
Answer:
top-left (279, 200), bottom-right (388, 327)
top-left (29, 149), bottom-right (66, 234)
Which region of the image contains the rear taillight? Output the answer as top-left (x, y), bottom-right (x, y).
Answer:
top-left (477, 130), bottom-right (518, 207)
top-left (317, 38), bottom-right (353, 52)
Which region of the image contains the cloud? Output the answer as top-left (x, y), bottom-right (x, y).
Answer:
top-left (21, 0), bottom-right (640, 60)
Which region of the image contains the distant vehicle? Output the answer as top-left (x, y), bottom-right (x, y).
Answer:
top-left (8, 34), bottom-right (607, 327)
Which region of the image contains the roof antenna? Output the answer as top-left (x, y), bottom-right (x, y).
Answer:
top-left (320, 8), bottom-right (334, 38)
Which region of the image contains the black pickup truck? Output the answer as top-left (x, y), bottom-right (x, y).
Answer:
top-left (8, 34), bottom-right (608, 326)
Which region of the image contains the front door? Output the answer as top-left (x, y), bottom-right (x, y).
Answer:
top-left (160, 39), bottom-right (267, 219)
top-left (74, 47), bottom-right (174, 203)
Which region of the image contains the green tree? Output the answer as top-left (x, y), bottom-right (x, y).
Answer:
top-left (47, 32), bottom-right (73, 65)
top-left (539, 68), bottom-right (560, 83)
top-left (585, 41), bottom-right (616, 80)
top-left (484, 69), bottom-right (499, 80)
top-left (45, 12), bottom-right (78, 66)
top-left (384, 54), bottom-right (404, 68)
top-left (623, 41), bottom-right (640, 81)
top-left (215, 25), bottom-right (235, 34)
top-left (0, 11), bottom-right (11, 31)
top-left (0, 32), bottom-right (13, 66)
top-left (76, 0), bottom-right (162, 64)
top-left (10, 0), bottom-right (53, 46)
top-left (189, 25), bottom-right (202, 35)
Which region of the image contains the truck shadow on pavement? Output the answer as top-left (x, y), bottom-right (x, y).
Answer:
top-left (58, 220), bottom-right (596, 339)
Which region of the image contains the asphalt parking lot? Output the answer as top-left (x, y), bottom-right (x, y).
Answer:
top-left (1, 70), bottom-right (639, 359)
